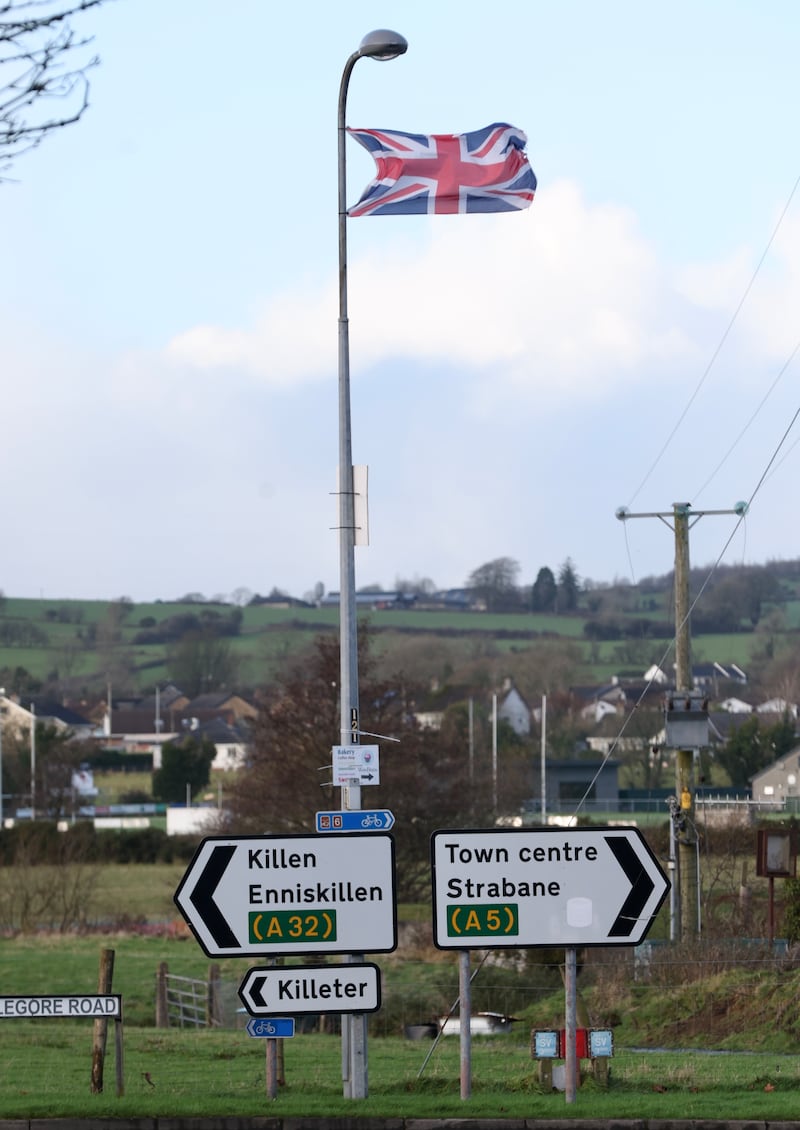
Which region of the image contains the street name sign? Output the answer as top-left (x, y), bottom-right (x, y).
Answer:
top-left (332, 744), bottom-right (380, 785)
top-left (239, 963), bottom-right (381, 1016)
top-left (431, 827), bottom-right (669, 949)
top-left (316, 809), bottom-right (394, 833)
top-left (246, 1016), bottom-right (296, 1038)
top-left (0, 995), bottom-right (121, 1018)
top-left (174, 833), bottom-right (397, 957)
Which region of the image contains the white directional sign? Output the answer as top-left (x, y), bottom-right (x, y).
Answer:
top-left (333, 744), bottom-right (380, 785)
top-left (0, 995), bottom-right (121, 1018)
top-left (239, 963), bottom-right (381, 1016)
top-left (431, 827), bottom-right (669, 949)
top-left (174, 833), bottom-right (397, 957)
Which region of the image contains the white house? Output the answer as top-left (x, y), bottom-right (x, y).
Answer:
top-left (718, 697), bottom-right (753, 714)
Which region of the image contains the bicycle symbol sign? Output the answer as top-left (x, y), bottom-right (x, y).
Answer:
top-left (246, 1016), bottom-right (295, 1039)
top-left (316, 810), bottom-right (395, 833)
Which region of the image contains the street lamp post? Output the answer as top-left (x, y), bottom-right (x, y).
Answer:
top-left (336, 28), bottom-right (407, 1101)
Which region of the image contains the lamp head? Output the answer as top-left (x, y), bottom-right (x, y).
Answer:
top-left (358, 29), bottom-right (408, 61)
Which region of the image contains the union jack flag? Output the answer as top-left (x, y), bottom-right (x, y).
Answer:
top-left (347, 123), bottom-right (536, 217)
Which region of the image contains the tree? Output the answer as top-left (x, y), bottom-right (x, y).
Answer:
top-left (1, 720), bottom-right (85, 817)
top-left (152, 736), bottom-right (215, 804)
top-left (466, 557), bottom-right (521, 612)
top-left (556, 558), bottom-right (580, 612)
top-left (167, 630), bottom-right (239, 697)
top-left (394, 575), bottom-right (436, 596)
top-left (530, 566), bottom-right (557, 612)
top-left (223, 630), bottom-right (488, 900)
top-left (1, 1), bottom-right (109, 177)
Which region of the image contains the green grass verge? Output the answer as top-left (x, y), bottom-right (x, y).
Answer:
top-left (0, 1027), bottom-right (798, 1119)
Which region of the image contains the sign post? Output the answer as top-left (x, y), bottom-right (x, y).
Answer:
top-left (431, 827), bottom-right (669, 1105)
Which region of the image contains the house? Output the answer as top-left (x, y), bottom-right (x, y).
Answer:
top-left (0, 694), bottom-right (93, 740)
top-left (497, 681), bottom-right (531, 737)
top-left (585, 714), bottom-right (665, 757)
top-left (718, 697), bottom-right (753, 714)
top-left (751, 747), bottom-right (800, 806)
top-left (692, 662), bottom-right (748, 693)
top-left (532, 758), bottom-right (621, 812)
top-left (643, 662), bottom-right (748, 694)
top-left (757, 698), bottom-right (798, 718)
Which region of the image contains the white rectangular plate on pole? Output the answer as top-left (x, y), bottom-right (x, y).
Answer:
top-left (332, 744), bottom-right (380, 785)
top-left (431, 827), bottom-right (669, 949)
top-left (175, 833), bottom-right (396, 957)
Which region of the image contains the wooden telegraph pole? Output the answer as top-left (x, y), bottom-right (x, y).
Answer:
top-left (616, 500), bottom-right (747, 940)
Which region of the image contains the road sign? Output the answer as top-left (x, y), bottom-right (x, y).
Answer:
top-left (332, 744), bottom-right (380, 785)
top-left (316, 809), bottom-right (394, 833)
top-left (431, 827), bottom-right (669, 949)
top-left (246, 1016), bottom-right (295, 1038)
top-left (174, 833), bottom-right (396, 957)
top-left (239, 963), bottom-right (381, 1016)
top-left (0, 995), bottom-right (121, 1019)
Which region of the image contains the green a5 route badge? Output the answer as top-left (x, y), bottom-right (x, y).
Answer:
top-left (446, 903), bottom-right (518, 938)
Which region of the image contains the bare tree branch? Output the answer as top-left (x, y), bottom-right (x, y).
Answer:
top-left (0, 0), bottom-right (109, 177)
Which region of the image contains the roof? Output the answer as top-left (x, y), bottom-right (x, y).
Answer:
top-left (22, 698), bottom-right (92, 728)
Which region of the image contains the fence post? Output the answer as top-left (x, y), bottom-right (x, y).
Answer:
top-left (90, 948), bottom-right (115, 1093)
top-left (207, 964), bottom-right (221, 1027)
top-left (156, 962), bottom-right (169, 1028)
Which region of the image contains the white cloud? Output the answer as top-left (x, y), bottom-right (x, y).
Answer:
top-left (162, 180), bottom-right (701, 406)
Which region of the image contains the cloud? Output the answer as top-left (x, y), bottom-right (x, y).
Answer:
top-left (162, 180), bottom-right (701, 406)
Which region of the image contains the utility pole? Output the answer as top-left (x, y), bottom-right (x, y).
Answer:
top-left (616, 500), bottom-right (747, 940)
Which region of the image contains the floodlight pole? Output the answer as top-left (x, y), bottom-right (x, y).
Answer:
top-left (616, 501), bottom-right (746, 939)
top-left (336, 29), bottom-right (407, 1101)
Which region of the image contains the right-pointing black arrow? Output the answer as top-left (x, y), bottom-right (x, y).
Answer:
top-left (605, 835), bottom-right (655, 937)
top-left (188, 844), bottom-right (239, 949)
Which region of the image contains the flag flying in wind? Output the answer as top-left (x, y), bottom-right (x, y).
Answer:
top-left (347, 122), bottom-right (536, 217)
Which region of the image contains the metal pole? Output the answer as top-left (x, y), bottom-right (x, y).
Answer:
top-left (337, 49), bottom-right (364, 1102)
top-left (459, 950), bottom-right (471, 1100)
top-left (468, 697), bottom-right (474, 787)
top-left (540, 694), bottom-right (547, 826)
top-left (492, 693), bottom-right (497, 811)
top-left (336, 30), bottom-right (407, 1101)
top-left (30, 702), bottom-right (36, 819)
top-left (564, 947), bottom-right (578, 1103)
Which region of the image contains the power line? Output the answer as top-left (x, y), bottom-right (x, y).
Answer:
top-left (626, 172), bottom-right (800, 511)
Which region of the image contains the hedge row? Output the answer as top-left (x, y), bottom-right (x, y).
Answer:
top-left (0, 821), bottom-right (200, 866)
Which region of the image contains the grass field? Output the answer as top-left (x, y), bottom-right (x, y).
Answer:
top-left (0, 1026), bottom-right (798, 1120)
top-left (0, 592), bottom-right (778, 692)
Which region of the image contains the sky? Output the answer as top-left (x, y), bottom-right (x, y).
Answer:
top-left (3, 0), bottom-right (800, 603)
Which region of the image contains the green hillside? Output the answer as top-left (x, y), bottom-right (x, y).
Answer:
top-left (0, 561), bottom-right (796, 698)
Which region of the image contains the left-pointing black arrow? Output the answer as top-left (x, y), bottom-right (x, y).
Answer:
top-left (248, 974), bottom-right (269, 1009)
top-left (605, 835), bottom-right (655, 938)
top-left (188, 844), bottom-right (239, 949)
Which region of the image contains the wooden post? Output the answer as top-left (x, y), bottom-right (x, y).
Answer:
top-left (155, 962), bottom-right (169, 1028)
top-left (266, 1039), bottom-right (278, 1100)
top-left (90, 948), bottom-right (115, 1093)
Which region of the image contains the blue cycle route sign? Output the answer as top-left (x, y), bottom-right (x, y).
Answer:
top-left (316, 809), bottom-right (395, 833)
top-left (246, 1016), bottom-right (295, 1038)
